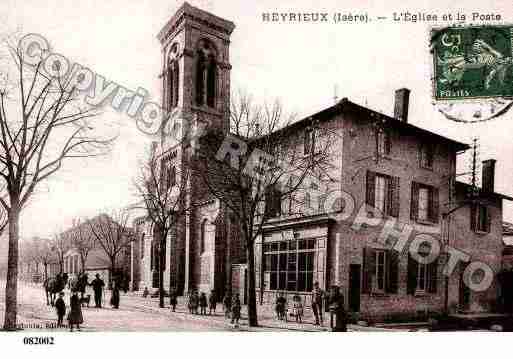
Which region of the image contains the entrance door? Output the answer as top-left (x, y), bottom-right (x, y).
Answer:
top-left (349, 264), bottom-right (361, 312)
top-left (459, 268), bottom-right (471, 312)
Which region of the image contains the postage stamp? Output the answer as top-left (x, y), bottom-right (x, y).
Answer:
top-left (432, 25), bottom-right (513, 100)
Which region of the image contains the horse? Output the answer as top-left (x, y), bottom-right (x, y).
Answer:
top-left (44, 273), bottom-right (69, 306)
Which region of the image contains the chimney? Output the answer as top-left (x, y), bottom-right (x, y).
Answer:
top-left (393, 88), bottom-right (410, 123)
top-left (482, 159), bottom-right (496, 193)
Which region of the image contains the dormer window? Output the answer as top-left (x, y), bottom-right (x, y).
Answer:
top-left (420, 142), bottom-right (434, 169)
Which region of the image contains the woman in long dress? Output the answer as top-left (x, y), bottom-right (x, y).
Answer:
top-left (68, 291), bottom-right (84, 331)
top-left (110, 281), bottom-right (120, 309)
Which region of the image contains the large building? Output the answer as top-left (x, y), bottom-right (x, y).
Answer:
top-left (137, 2), bottom-right (512, 321)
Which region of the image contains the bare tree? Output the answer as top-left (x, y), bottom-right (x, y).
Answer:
top-left (133, 142), bottom-right (189, 308)
top-left (0, 35), bottom-right (113, 329)
top-left (29, 237), bottom-right (54, 281)
top-left (51, 232), bottom-right (70, 274)
top-left (62, 218), bottom-right (96, 274)
top-left (193, 90), bottom-right (335, 326)
top-left (87, 210), bottom-right (134, 288)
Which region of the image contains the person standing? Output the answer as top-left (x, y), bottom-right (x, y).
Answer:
top-left (55, 292), bottom-right (66, 327)
top-left (311, 281), bottom-right (324, 326)
top-left (110, 281), bottom-right (120, 309)
top-left (231, 293), bottom-right (241, 327)
top-left (208, 290), bottom-right (216, 315)
top-left (222, 292), bottom-right (232, 319)
top-left (90, 273), bottom-right (105, 308)
top-left (170, 290), bottom-right (177, 312)
top-left (292, 295), bottom-right (303, 323)
top-left (68, 291), bottom-right (84, 332)
top-left (199, 292), bottom-right (208, 315)
top-left (328, 286), bottom-right (347, 332)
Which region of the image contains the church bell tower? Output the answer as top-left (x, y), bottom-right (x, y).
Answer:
top-left (157, 2), bottom-right (235, 139)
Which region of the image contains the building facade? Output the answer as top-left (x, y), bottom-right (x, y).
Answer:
top-left (137, 2), bottom-right (511, 320)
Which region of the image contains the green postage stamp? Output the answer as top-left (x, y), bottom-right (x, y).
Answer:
top-left (432, 25), bottom-right (513, 100)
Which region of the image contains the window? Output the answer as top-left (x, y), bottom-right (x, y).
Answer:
top-left (304, 128), bottom-right (315, 155)
top-left (200, 219), bottom-right (207, 254)
top-left (471, 203), bottom-right (490, 233)
top-left (375, 250), bottom-right (386, 293)
top-left (264, 238), bottom-right (315, 292)
top-left (418, 187), bottom-right (429, 221)
top-left (195, 40), bottom-right (217, 108)
top-left (265, 186), bottom-right (282, 218)
top-left (140, 233), bottom-right (145, 259)
top-left (366, 171), bottom-right (400, 217)
top-left (167, 165), bottom-right (176, 188)
top-left (167, 60), bottom-right (179, 109)
top-left (407, 254), bottom-right (438, 295)
top-left (375, 175), bottom-right (387, 214)
top-left (417, 263), bottom-right (429, 292)
top-left (362, 247), bottom-right (399, 294)
top-left (420, 143), bottom-right (434, 169)
top-left (376, 129), bottom-right (390, 156)
top-left (411, 182), bottom-right (439, 223)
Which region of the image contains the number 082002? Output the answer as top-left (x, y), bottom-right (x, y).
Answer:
top-left (23, 337), bottom-right (55, 345)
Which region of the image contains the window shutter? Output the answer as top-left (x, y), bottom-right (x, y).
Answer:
top-left (410, 182), bottom-right (419, 220)
top-left (428, 258), bottom-right (438, 293)
top-left (470, 203), bottom-right (477, 231)
top-left (362, 247), bottom-right (375, 294)
top-left (366, 171), bottom-right (376, 207)
top-left (407, 254), bottom-right (418, 295)
top-left (388, 176), bottom-right (400, 217)
top-left (486, 208), bottom-right (492, 233)
top-left (384, 132), bottom-right (391, 155)
top-left (429, 187), bottom-right (439, 223)
top-left (386, 250), bottom-right (399, 294)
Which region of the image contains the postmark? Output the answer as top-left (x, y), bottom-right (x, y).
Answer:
top-left (432, 24), bottom-right (513, 101)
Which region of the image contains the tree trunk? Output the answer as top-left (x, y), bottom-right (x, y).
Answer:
top-left (246, 236), bottom-right (258, 327)
top-left (3, 205), bottom-right (20, 330)
top-left (159, 239), bottom-right (165, 308)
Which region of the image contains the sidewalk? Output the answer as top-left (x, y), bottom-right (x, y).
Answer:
top-left (121, 292), bottom-right (396, 332)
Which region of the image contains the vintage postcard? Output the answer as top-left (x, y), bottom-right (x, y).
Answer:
top-left (1, 0), bottom-right (513, 357)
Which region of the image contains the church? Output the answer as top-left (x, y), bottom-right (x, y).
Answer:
top-left (136, 2), bottom-right (511, 322)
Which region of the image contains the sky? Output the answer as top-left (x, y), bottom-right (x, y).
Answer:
top-left (0, 0), bottom-right (512, 245)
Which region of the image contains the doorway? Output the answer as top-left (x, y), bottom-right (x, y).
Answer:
top-left (349, 264), bottom-right (361, 312)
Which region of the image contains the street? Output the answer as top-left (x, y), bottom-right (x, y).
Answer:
top-left (0, 281), bottom-right (343, 332)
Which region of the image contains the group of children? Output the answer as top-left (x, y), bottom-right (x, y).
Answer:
top-left (186, 290), bottom-right (217, 315)
top-left (275, 293), bottom-right (304, 323)
top-left (54, 291), bottom-right (84, 331)
top-left (221, 292), bottom-right (241, 326)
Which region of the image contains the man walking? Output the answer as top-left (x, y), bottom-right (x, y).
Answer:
top-left (311, 281), bottom-right (324, 326)
top-left (90, 273), bottom-right (105, 308)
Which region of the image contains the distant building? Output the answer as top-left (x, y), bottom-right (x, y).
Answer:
top-left (60, 214), bottom-right (133, 289)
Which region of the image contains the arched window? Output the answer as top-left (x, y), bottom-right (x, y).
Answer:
top-left (200, 219), bottom-right (207, 254)
top-left (195, 39), bottom-right (217, 108)
top-left (167, 60), bottom-right (179, 108)
top-left (167, 43), bottom-right (179, 110)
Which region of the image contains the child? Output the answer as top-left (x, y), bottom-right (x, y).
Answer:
top-left (292, 294), bottom-right (303, 323)
top-left (169, 290), bottom-right (177, 312)
top-left (275, 293), bottom-right (287, 321)
top-left (142, 287), bottom-right (149, 298)
top-left (231, 293), bottom-right (241, 327)
top-left (222, 292), bottom-right (232, 319)
top-left (68, 291), bottom-right (84, 332)
top-left (199, 292), bottom-right (208, 315)
top-left (55, 292), bottom-right (66, 327)
top-left (208, 290), bottom-right (216, 315)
